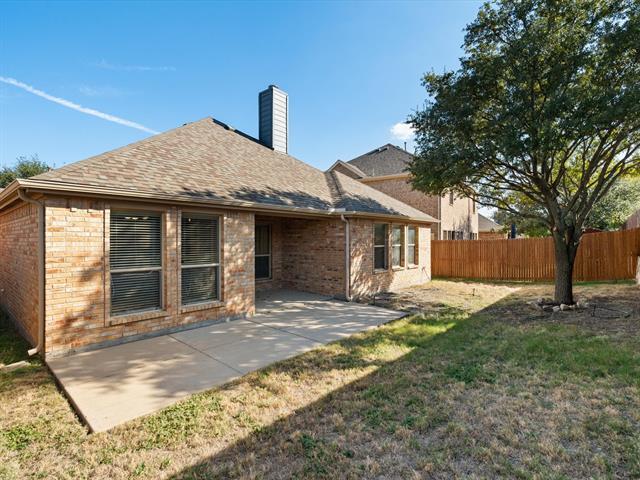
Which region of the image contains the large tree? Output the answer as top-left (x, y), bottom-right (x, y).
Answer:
top-left (0, 155), bottom-right (49, 188)
top-left (586, 176), bottom-right (640, 230)
top-left (409, 0), bottom-right (640, 304)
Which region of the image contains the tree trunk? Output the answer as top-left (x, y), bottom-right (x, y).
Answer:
top-left (553, 233), bottom-right (577, 305)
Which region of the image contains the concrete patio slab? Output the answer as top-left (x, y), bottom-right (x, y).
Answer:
top-left (47, 290), bottom-right (405, 433)
top-left (255, 290), bottom-right (404, 343)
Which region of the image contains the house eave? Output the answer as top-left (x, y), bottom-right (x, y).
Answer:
top-left (5, 179), bottom-right (438, 225)
top-left (358, 173), bottom-right (410, 183)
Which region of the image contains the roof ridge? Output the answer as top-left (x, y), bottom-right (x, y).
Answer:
top-left (324, 170), bottom-right (345, 209)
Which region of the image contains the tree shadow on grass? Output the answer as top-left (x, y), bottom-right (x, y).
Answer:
top-left (169, 290), bottom-right (640, 479)
top-left (0, 310), bottom-right (31, 366)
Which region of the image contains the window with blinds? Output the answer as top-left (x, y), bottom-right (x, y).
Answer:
top-left (374, 223), bottom-right (388, 270)
top-left (255, 224), bottom-right (271, 279)
top-left (110, 211), bottom-right (162, 316)
top-left (181, 213), bottom-right (220, 305)
top-left (407, 226), bottom-right (418, 266)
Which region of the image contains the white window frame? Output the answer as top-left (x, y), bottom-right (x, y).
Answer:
top-left (391, 224), bottom-right (405, 268)
top-left (407, 226), bottom-right (418, 266)
top-left (373, 223), bottom-right (388, 271)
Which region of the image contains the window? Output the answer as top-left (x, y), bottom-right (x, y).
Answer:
top-left (255, 224), bottom-right (271, 279)
top-left (392, 225), bottom-right (404, 268)
top-left (181, 213), bottom-right (220, 305)
top-left (449, 192), bottom-right (454, 205)
top-left (110, 211), bottom-right (162, 316)
top-left (472, 199), bottom-right (476, 213)
top-left (443, 230), bottom-right (465, 240)
top-left (374, 223), bottom-right (388, 270)
top-left (407, 226), bottom-right (418, 265)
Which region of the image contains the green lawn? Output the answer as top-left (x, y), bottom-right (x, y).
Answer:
top-left (1, 281), bottom-right (639, 479)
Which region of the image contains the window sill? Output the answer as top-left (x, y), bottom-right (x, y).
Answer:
top-left (392, 266), bottom-right (405, 271)
top-left (406, 264), bottom-right (419, 270)
top-left (107, 309), bottom-right (167, 326)
top-left (373, 268), bottom-right (389, 274)
top-left (255, 278), bottom-right (273, 283)
top-left (180, 300), bottom-right (225, 314)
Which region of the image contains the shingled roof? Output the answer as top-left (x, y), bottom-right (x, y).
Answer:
top-left (478, 213), bottom-right (502, 232)
top-left (347, 143), bottom-right (412, 177)
top-left (19, 118), bottom-right (435, 222)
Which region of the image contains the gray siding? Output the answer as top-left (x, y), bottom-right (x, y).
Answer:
top-left (259, 85), bottom-right (288, 154)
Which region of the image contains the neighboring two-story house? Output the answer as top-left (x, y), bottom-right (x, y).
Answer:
top-left (328, 144), bottom-right (478, 240)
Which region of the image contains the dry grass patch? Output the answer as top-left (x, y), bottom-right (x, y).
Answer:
top-left (1, 281), bottom-right (639, 479)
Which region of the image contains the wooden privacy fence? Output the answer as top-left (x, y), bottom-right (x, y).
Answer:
top-left (431, 228), bottom-right (640, 282)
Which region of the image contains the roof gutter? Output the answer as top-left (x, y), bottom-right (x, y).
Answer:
top-left (358, 173), bottom-right (410, 183)
top-left (17, 189), bottom-right (45, 357)
top-left (10, 179), bottom-right (438, 225)
top-left (0, 181), bottom-right (22, 211)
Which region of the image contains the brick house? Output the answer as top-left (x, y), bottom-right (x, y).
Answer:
top-left (0, 86), bottom-right (436, 358)
top-left (328, 144), bottom-right (479, 240)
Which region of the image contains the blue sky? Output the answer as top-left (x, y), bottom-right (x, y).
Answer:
top-left (0, 0), bottom-right (482, 171)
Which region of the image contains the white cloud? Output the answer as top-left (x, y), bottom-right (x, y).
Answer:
top-left (92, 59), bottom-right (176, 72)
top-left (0, 76), bottom-right (159, 135)
top-left (77, 85), bottom-right (128, 97)
top-left (390, 122), bottom-right (415, 141)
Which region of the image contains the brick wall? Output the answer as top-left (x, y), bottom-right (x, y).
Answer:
top-left (349, 219), bottom-right (431, 298)
top-left (281, 218), bottom-right (346, 296)
top-left (5, 193), bottom-right (432, 355)
top-left (43, 197), bottom-right (254, 356)
top-left (361, 176), bottom-right (480, 239)
top-left (0, 202), bottom-right (39, 345)
top-left (362, 177), bottom-right (440, 219)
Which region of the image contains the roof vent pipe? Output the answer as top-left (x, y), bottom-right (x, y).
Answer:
top-left (259, 85), bottom-right (288, 154)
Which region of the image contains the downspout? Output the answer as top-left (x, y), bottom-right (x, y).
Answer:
top-left (18, 190), bottom-right (45, 357)
top-left (340, 214), bottom-right (351, 301)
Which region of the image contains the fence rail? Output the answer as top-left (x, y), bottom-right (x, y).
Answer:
top-left (431, 228), bottom-right (640, 282)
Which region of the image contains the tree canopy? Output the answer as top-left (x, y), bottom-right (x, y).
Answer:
top-left (494, 177), bottom-right (640, 235)
top-left (0, 155), bottom-right (50, 188)
top-left (409, 0), bottom-right (640, 303)
top-left (586, 176), bottom-right (640, 230)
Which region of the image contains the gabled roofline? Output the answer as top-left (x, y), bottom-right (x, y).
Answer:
top-left (349, 143), bottom-right (411, 159)
top-left (478, 212), bottom-right (503, 232)
top-left (0, 178), bottom-right (438, 225)
top-left (326, 160), bottom-right (368, 179)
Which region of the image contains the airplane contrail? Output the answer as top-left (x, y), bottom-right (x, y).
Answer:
top-left (0, 76), bottom-right (159, 135)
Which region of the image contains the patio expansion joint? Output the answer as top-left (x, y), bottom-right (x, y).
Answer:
top-left (167, 333), bottom-right (244, 375)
